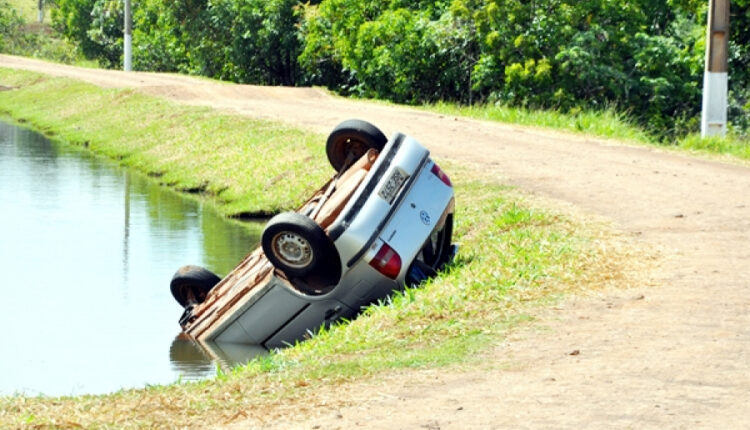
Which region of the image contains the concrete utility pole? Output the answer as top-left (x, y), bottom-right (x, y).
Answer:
top-left (37, 0), bottom-right (43, 23)
top-left (701, 0), bottom-right (730, 137)
top-left (124, 0), bottom-right (132, 71)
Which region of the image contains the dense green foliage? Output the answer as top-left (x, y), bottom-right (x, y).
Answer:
top-left (135, 0), bottom-right (303, 84)
top-left (0, 0), bottom-right (85, 63)
top-left (728, 0), bottom-right (750, 133)
top-left (300, 0), bottom-right (713, 136)
top-left (300, 2), bottom-right (477, 102)
top-left (5, 0), bottom-right (750, 138)
top-left (0, 0), bottom-right (23, 52)
top-left (54, 0), bottom-right (307, 83)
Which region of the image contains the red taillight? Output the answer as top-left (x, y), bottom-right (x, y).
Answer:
top-left (431, 163), bottom-right (452, 187)
top-left (369, 243), bottom-right (402, 279)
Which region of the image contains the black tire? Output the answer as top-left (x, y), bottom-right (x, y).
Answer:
top-left (170, 265), bottom-right (221, 308)
top-left (420, 214), bottom-right (454, 270)
top-left (326, 119), bottom-right (387, 172)
top-left (262, 212), bottom-right (341, 281)
top-left (406, 214), bottom-right (454, 287)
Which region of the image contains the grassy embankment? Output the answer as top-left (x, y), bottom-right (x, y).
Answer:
top-left (0, 68), bottom-right (331, 217)
top-left (0, 68), bottom-right (639, 428)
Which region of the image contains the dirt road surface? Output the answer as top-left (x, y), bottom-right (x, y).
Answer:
top-left (2, 55), bottom-right (749, 429)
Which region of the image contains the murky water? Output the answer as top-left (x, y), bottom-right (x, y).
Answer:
top-left (0, 120), bottom-right (265, 396)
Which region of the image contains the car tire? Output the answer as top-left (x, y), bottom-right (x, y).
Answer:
top-left (170, 265), bottom-right (221, 308)
top-left (406, 215), bottom-right (454, 287)
top-left (262, 212), bottom-right (341, 281)
top-left (326, 119), bottom-right (387, 172)
top-left (421, 214), bottom-right (454, 270)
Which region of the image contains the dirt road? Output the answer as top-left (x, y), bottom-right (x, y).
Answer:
top-left (2, 55), bottom-right (749, 428)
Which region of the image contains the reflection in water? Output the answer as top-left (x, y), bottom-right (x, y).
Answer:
top-left (169, 335), bottom-right (268, 379)
top-left (0, 120), bottom-right (265, 395)
top-left (123, 173), bottom-right (131, 284)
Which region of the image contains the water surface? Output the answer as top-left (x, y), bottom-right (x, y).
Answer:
top-left (0, 120), bottom-right (263, 396)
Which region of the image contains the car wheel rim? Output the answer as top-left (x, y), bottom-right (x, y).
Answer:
top-left (347, 139), bottom-right (367, 159)
top-left (335, 139), bottom-right (367, 166)
top-left (177, 284), bottom-right (203, 306)
top-left (272, 232), bottom-right (313, 269)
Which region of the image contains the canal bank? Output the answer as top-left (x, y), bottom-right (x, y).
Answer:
top-left (0, 68), bottom-right (332, 218)
top-left (0, 66), bottom-right (637, 428)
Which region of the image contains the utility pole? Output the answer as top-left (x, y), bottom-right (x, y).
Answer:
top-left (124, 0), bottom-right (132, 71)
top-left (701, 0), bottom-right (730, 137)
top-left (37, 0), bottom-right (43, 23)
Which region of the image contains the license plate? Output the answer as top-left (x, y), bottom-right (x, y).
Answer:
top-left (378, 167), bottom-right (409, 204)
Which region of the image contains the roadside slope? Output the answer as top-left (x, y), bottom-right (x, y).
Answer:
top-left (2, 55), bottom-right (749, 428)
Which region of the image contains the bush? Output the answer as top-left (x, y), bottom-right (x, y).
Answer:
top-left (300, 0), bottom-right (477, 103)
top-left (51, 0), bottom-right (102, 59)
top-left (0, 0), bottom-right (81, 63)
top-left (728, 0), bottom-right (750, 136)
top-left (134, 0), bottom-right (303, 84)
top-left (0, 0), bottom-right (26, 51)
top-left (86, 0), bottom-right (124, 68)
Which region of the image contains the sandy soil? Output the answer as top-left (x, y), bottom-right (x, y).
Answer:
top-left (2, 55), bottom-right (749, 428)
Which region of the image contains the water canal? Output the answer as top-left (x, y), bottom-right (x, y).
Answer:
top-left (0, 120), bottom-right (264, 396)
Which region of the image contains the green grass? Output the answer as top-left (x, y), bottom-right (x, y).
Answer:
top-left (277, 176), bottom-right (600, 371)
top-left (678, 132), bottom-right (750, 159)
top-left (425, 101), bottom-right (750, 161)
top-left (426, 101), bottom-right (652, 143)
top-left (0, 67), bottom-right (639, 427)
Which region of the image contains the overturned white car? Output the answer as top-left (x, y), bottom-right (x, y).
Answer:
top-left (170, 119), bottom-right (456, 348)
